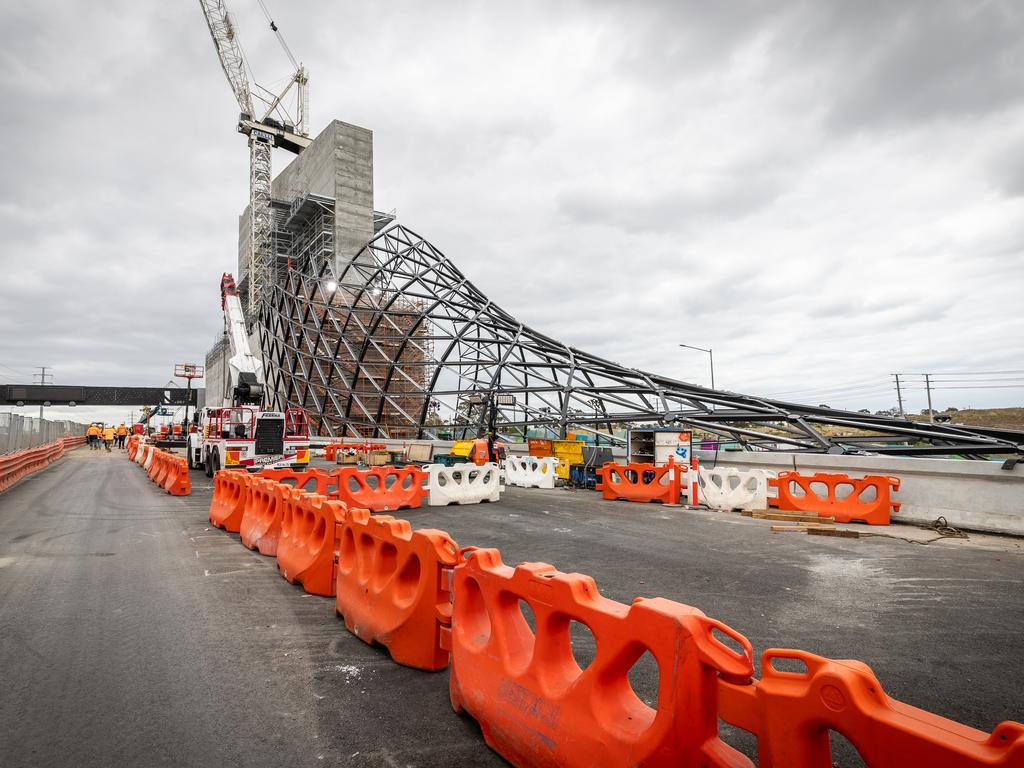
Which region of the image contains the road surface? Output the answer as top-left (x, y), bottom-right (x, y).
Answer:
top-left (1, 447), bottom-right (1021, 766)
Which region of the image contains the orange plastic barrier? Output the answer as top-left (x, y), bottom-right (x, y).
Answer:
top-left (0, 435), bottom-right (83, 494)
top-left (324, 442), bottom-right (388, 462)
top-left (209, 469), bottom-right (251, 532)
top-left (142, 449), bottom-right (191, 496)
top-left (259, 466), bottom-right (338, 495)
top-left (126, 435), bottom-right (141, 460)
top-left (335, 507), bottom-right (458, 670)
top-left (595, 458), bottom-right (682, 504)
top-left (768, 471), bottom-right (900, 525)
top-left (445, 547), bottom-right (755, 767)
top-left (239, 478), bottom-right (286, 555)
top-left (277, 489), bottom-right (349, 596)
top-left (333, 465), bottom-right (426, 512)
top-left (527, 438), bottom-right (553, 458)
top-left (718, 648), bottom-right (1024, 768)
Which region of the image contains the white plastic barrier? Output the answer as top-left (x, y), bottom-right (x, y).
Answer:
top-left (504, 456), bottom-right (559, 489)
top-left (698, 466), bottom-right (774, 511)
top-left (426, 462), bottom-right (502, 506)
top-left (142, 445), bottom-right (154, 469)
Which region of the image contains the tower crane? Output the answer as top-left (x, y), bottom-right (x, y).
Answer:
top-left (198, 0), bottom-right (311, 315)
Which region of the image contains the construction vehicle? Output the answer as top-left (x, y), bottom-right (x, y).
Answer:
top-left (187, 274), bottom-right (310, 475)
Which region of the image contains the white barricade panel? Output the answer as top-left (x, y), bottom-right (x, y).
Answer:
top-left (503, 456), bottom-right (558, 489)
top-left (427, 462), bottom-right (502, 506)
top-left (698, 467), bottom-right (773, 511)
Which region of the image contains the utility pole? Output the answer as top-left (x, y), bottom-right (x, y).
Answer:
top-left (893, 374), bottom-right (905, 417)
top-left (924, 373), bottom-right (934, 423)
top-left (679, 344), bottom-right (715, 389)
top-left (33, 366), bottom-right (53, 420)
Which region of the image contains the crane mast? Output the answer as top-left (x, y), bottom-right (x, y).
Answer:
top-left (198, 0), bottom-right (311, 316)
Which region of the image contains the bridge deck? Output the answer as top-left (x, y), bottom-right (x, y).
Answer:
top-left (1, 448), bottom-right (1021, 766)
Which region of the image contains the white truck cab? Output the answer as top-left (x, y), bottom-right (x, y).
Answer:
top-left (188, 405), bottom-right (309, 475)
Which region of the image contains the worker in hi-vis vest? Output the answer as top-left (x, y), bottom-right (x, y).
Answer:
top-left (101, 426), bottom-right (115, 452)
top-left (87, 424), bottom-right (101, 450)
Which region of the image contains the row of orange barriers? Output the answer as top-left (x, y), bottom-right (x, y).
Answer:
top-left (596, 458), bottom-right (898, 526)
top-left (128, 438), bottom-right (190, 496)
top-left (206, 465), bottom-right (1024, 767)
top-left (209, 467), bottom-right (456, 670)
top-left (323, 441), bottom-right (389, 462)
top-left (769, 471), bottom-right (901, 525)
top-left (595, 456), bottom-right (699, 505)
top-left (0, 434), bottom-right (86, 494)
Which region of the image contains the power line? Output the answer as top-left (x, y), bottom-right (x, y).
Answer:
top-left (0, 362), bottom-right (33, 378)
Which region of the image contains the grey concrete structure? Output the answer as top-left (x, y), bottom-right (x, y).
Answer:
top-left (209, 120), bottom-right (376, 407)
top-left (266, 119), bottom-right (374, 275)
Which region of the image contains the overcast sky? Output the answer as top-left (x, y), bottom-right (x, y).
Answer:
top-left (2, 0), bottom-right (1023, 425)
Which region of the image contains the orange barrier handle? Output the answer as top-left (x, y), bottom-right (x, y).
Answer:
top-left (698, 617), bottom-right (755, 684)
top-left (718, 649), bottom-right (1024, 768)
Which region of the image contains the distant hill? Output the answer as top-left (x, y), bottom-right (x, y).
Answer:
top-left (907, 407), bottom-right (1024, 431)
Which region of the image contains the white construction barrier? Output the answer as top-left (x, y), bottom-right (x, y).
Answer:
top-left (503, 456), bottom-right (559, 489)
top-left (426, 462), bottom-right (502, 506)
top-left (142, 445), bottom-right (154, 469)
top-left (698, 466), bottom-right (774, 511)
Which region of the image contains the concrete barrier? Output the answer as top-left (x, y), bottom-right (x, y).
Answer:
top-left (697, 450), bottom-right (1024, 535)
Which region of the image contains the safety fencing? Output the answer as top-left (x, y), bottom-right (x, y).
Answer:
top-left (209, 469), bottom-right (252, 531)
top-left (426, 462), bottom-right (502, 506)
top-left (198, 465), bottom-right (1023, 767)
top-left (334, 465), bottom-right (427, 512)
top-left (769, 471), bottom-right (900, 525)
top-left (141, 446), bottom-right (191, 496)
top-left (0, 434), bottom-right (85, 494)
top-left (0, 413), bottom-right (88, 453)
top-left (445, 547), bottom-right (756, 767)
top-left (277, 488), bottom-right (349, 596)
top-left (336, 508), bottom-right (459, 670)
top-left (503, 455), bottom-right (559, 489)
top-left (128, 439), bottom-right (191, 496)
top-left (699, 466), bottom-right (774, 512)
top-left (596, 458), bottom-right (689, 504)
top-left (324, 441), bottom-right (388, 463)
top-left (239, 478), bottom-right (285, 555)
top-left (718, 648), bottom-right (1024, 767)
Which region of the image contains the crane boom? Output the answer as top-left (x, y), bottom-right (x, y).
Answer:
top-left (220, 273), bottom-right (264, 405)
top-left (198, 0), bottom-right (254, 116)
top-left (198, 0), bottom-right (311, 315)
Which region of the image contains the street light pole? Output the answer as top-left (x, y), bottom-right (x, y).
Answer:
top-left (678, 344), bottom-right (715, 390)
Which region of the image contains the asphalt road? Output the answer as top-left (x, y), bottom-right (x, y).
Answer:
top-left (1, 448), bottom-right (1022, 767)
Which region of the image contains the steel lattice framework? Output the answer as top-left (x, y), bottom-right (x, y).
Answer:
top-left (257, 224), bottom-right (1024, 457)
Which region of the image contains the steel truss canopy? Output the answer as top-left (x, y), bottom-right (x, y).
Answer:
top-left (256, 224), bottom-right (1024, 458)
top-left (0, 385), bottom-right (201, 408)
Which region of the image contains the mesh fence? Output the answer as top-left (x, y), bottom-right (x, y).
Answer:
top-left (0, 413), bottom-right (89, 454)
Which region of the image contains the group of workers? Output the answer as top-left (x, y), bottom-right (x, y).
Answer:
top-left (85, 423), bottom-right (131, 451)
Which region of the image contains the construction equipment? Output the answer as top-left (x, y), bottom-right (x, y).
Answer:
top-left (187, 274), bottom-right (309, 474)
top-left (198, 0), bottom-right (310, 314)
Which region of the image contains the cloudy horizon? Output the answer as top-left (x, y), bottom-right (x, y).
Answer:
top-left (2, 0), bottom-right (1023, 426)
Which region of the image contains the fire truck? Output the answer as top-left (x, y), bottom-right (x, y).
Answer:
top-left (187, 274), bottom-right (310, 474)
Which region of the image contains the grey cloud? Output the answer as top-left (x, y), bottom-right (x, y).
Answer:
top-left (556, 171), bottom-right (784, 234)
top-left (1, 0), bottom-right (1022, 416)
top-left (786, 1), bottom-right (1024, 131)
